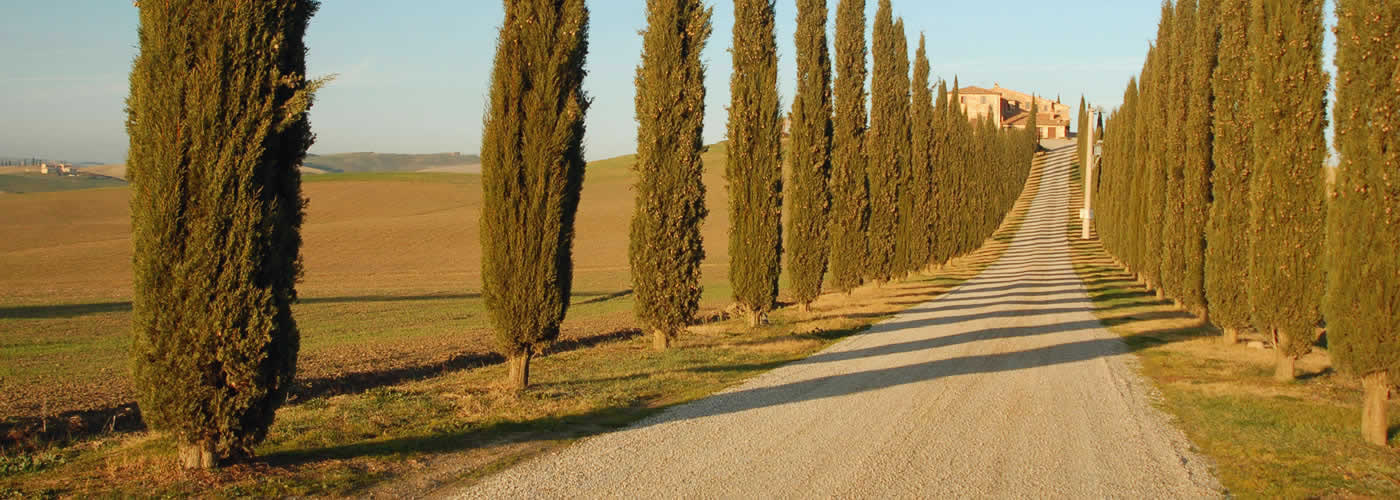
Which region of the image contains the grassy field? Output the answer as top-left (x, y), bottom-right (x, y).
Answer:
top-left (302, 152), bottom-right (481, 173)
top-left (1064, 167), bottom-right (1400, 498)
top-left (1, 142), bottom-right (1037, 496)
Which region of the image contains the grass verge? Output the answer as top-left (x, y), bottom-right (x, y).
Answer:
top-left (1064, 165), bottom-right (1400, 498)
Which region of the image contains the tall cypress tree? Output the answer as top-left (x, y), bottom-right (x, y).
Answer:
top-left (1181, 0), bottom-right (1219, 319)
top-left (1077, 96), bottom-right (1088, 175)
top-left (631, 0), bottom-right (712, 349)
top-left (1248, 0), bottom-right (1326, 382)
top-left (828, 0), bottom-right (869, 294)
top-left (127, 0), bottom-right (320, 468)
top-left (1206, 0), bottom-right (1252, 344)
top-left (787, 0), bottom-right (833, 312)
top-left (899, 34), bottom-right (935, 275)
top-left (865, 0), bottom-right (901, 284)
top-left (481, 0), bottom-right (590, 390)
top-left (727, 0), bottom-right (783, 327)
top-left (1326, 0), bottom-right (1400, 446)
top-left (929, 79), bottom-right (953, 267)
top-left (1162, 0), bottom-right (1195, 303)
top-left (1142, 4), bottom-right (1173, 295)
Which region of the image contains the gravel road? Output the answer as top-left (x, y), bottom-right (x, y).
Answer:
top-left (458, 142), bottom-right (1220, 498)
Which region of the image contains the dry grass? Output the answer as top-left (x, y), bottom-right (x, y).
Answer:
top-left (1064, 166), bottom-right (1400, 498)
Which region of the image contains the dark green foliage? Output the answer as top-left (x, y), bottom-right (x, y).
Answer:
top-left (1325, 0), bottom-right (1400, 377)
top-left (865, 0), bottom-right (904, 283)
top-left (727, 0), bottom-right (783, 324)
top-left (787, 0), bottom-right (833, 309)
top-left (1247, 0), bottom-right (1326, 361)
top-left (631, 0), bottom-right (712, 345)
top-left (827, 0), bottom-right (869, 294)
top-left (480, 0), bottom-right (591, 388)
top-left (1181, 0), bottom-right (1219, 317)
top-left (898, 34), bottom-right (934, 275)
top-left (1161, 0), bottom-right (1194, 302)
top-left (1206, 0), bottom-right (1252, 338)
top-left (127, 0), bottom-right (319, 465)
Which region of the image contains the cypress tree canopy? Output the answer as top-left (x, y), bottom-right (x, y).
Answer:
top-left (787, 0), bottom-right (834, 310)
top-left (126, 0), bottom-right (320, 468)
top-left (1247, 0), bottom-right (1326, 380)
top-left (480, 0), bottom-right (591, 389)
top-left (899, 33), bottom-right (935, 275)
top-left (865, 0), bottom-right (903, 283)
top-left (828, 0), bottom-right (869, 294)
top-left (727, 0), bottom-right (783, 326)
top-left (1181, 0), bottom-right (1218, 318)
top-left (1206, 0), bottom-right (1252, 342)
top-left (631, 0), bottom-right (712, 349)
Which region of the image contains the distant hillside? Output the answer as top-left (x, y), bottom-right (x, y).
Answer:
top-left (0, 172), bottom-right (126, 194)
top-left (303, 152), bottom-right (481, 174)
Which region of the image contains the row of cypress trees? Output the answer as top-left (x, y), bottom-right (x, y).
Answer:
top-left (1098, 0), bottom-right (1398, 446)
top-left (123, 0), bottom-right (1037, 468)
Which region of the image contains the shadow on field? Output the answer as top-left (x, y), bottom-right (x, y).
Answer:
top-left (0, 290), bottom-right (638, 320)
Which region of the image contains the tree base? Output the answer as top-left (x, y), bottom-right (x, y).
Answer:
top-left (508, 351), bottom-right (533, 391)
top-left (797, 302), bottom-right (811, 314)
top-left (1222, 327), bottom-right (1238, 345)
top-left (652, 330), bottom-right (672, 351)
top-left (1272, 329), bottom-right (1296, 382)
top-left (1362, 371), bottom-right (1390, 446)
top-left (178, 440), bottom-right (217, 469)
top-left (745, 309), bottom-right (763, 328)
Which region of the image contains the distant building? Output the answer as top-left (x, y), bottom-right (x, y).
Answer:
top-left (951, 83), bottom-right (1072, 139)
top-left (39, 163), bottom-right (49, 175)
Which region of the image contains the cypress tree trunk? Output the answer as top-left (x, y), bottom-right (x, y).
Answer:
top-left (1248, 0), bottom-right (1326, 382)
top-left (787, 0), bottom-right (833, 310)
top-left (865, 0), bottom-right (902, 284)
top-left (1362, 372), bottom-right (1391, 446)
top-left (632, 0), bottom-right (713, 349)
top-left (1326, 0), bottom-right (1399, 446)
top-left (127, 0), bottom-right (319, 468)
top-left (481, 0), bottom-right (591, 390)
top-left (727, 0), bottom-right (783, 325)
top-left (1206, 0), bottom-right (1252, 343)
top-left (828, 0), bottom-right (869, 294)
top-left (901, 34), bottom-right (934, 275)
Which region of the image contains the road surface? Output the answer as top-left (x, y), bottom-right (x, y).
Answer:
top-left (459, 141), bottom-right (1220, 498)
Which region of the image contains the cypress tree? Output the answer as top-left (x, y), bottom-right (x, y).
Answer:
top-left (899, 34), bottom-right (934, 275)
top-left (1206, 0), bottom-right (1251, 344)
top-left (1181, 0), bottom-right (1219, 319)
top-left (480, 0), bottom-right (591, 390)
top-left (828, 0), bottom-right (869, 294)
top-left (727, 0), bottom-right (783, 327)
top-left (1162, 0), bottom-right (1195, 303)
top-left (1077, 96), bottom-right (1088, 175)
top-left (126, 0), bottom-right (320, 468)
top-left (1247, 0), bottom-right (1326, 382)
top-left (787, 0), bottom-right (833, 312)
top-left (1142, 4), bottom-right (1173, 295)
top-left (929, 80), bottom-right (953, 267)
top-left (1325, 0), bottom-right (1400, 446)
top-left (865, 0), bottom-right (902, 284)
top-left (1129, 49), bottom-right (1157, 280)
top-left (631, 0), bottom-right (713, 349)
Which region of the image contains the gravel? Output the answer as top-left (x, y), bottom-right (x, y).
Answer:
top-left (456, 142), bottom-right (1222, 498)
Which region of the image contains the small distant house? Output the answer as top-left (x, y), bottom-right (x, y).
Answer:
top-left (950, 83), bottom-right (1073, 139)
top-left (39, 163), bottom-right (49, 175)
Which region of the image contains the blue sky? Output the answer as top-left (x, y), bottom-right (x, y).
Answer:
top-left (0, 1), bottom-right (1334, 163)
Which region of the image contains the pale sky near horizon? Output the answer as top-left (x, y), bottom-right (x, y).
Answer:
top-left (0, 1), bottom-right (1335, 164)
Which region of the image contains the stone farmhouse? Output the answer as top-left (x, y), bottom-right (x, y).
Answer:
top-left (952, 83), bottom-right (1073, 139)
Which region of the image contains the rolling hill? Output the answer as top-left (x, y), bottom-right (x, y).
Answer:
top-left (302, 152), bottom-right (481, 173)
